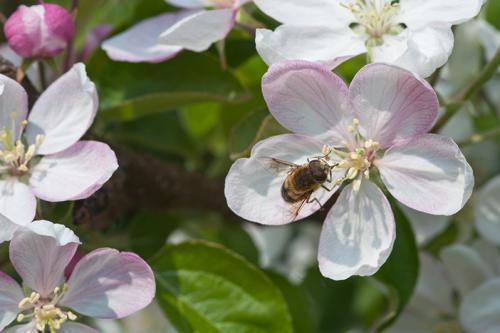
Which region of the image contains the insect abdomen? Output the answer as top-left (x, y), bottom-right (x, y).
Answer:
top-left (281, 167), bottom-right (319, 203)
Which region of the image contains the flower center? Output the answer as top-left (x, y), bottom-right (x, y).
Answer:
top-left (326, 118), bottom-right (380, 191)
top-left (17, 284), bottom-right (77, 333)
top-left (342, 0), bottom-right (404, 47)
top-left (0, 113), bottom-right (44, 177)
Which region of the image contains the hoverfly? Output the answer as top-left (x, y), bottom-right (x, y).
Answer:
top-left (264, 151), bottom-right (336, 221)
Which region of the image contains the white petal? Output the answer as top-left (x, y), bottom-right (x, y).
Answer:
top-left (349, 63), bottom-right (438, 148)
top-left (411, 253), bottom-right (455, 315)
top-left (393, 27), bottom-right (455, 78)
top-left (460, 278), bottom-right (500, 333)
top-left (30, 141), bottom-right (118, 202)
top-left (60, 322), bottom-right (100, 333)
top-left (225, 134), bottom-right (341, 225)
top-left (318, 180), bottom-right (395, 280)
top-left (9, 220), bottom-right (80, 297)
top-left (253, 0), bottom-right (352, 26)
top-left (0, 213), bottom-right (26, 244)
top-left (256, 27), bottom-right (365, 69)
top-left (475, 176), bottom-right (500, 245)
top-left (0, 180), bottom-right (36, 226)
top-left (399, 0), bottom-right (483, 30)
top-left (102, 12), bottom-right (188, 63)
top-left (25, 63), bottom-right (98, 155)
top-left (165, 0), bottom-right (205, 8)
top-left (0, 75), bottom-right (28, 147)
top-left (471, 239), bottom-right (500, 276)
top-left (159, 9), bottom-right (235, 52)
top-left (399, 204), bottom-right (450, 246)
top-left (0, 272), bottom-right (23, 330)
top-left (376, 134), bottom-right (474, 216)
top-left (440, 244), bottom-right (493, 295)
top-left (371, 32), bottom-right (409, 63)
top-left (262, 60), bottom-right (353, 143)
top-left (478, 21), bottom-right (500, 63)
top-left (60, 249), bottom-right (155, 319)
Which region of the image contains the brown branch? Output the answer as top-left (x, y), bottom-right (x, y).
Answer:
top-left (73, 145), bottom-right (235, 228)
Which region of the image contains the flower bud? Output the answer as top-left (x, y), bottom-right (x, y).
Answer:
top-left (3, 3), bottom-right (75, 58)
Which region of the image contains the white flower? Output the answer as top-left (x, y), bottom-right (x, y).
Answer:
top-left (102, 0), bottom-right (250, 63)
top-left (388, 241), bottom-right (500, 333)
top-left (254, 0), bottom-right (483, 77)
top-left (0, 64), bottom-right (118, 229)
top-left (225, 60), bottom-right (474, 280)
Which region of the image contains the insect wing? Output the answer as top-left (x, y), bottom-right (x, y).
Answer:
top-left (259, 157), bottom-right (298, 174)
top-left (286, 197), bottom-right (308, 222)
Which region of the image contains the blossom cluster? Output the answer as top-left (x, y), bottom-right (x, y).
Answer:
top-left (0, 0), bottom-right (499, 332)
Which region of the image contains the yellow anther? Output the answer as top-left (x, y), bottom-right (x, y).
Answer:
top-left (17, 313), bottom-right (25, 322)
top-left (18, 165), bottom-right (29, 173)
top-left (18, 297), bottom-right (31, 309)
top-left (67, 311), bottom-right (77, 321)
top-left (36, 134), bottom-right (45, 146)
top-left (352, 118), bottom-right (360, 126)
top-left (364, 169), bottom-right (370, 179)
top-left (347, 167), bottom-right (359, 180)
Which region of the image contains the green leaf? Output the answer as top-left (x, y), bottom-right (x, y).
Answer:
top-left (372, 201), bottom-right (419, 332)
top-left (129, 210), bottom-right (181, 259)
top-left (88, 51), bottom-right (249, 123)
top-left (229, 112), bottom-right (287, 160)
top-left (152, 241), bottom-right (293, 333)
top-left (266, 271), bottom-right (316, 333)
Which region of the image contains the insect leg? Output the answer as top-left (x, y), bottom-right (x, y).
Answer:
top-left (306, 195), bottom-right (323, 210)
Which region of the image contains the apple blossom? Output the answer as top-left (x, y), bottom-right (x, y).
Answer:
top-left (4, 3), bottom-right (75, 59)
top-left (253, 0), bottom-right (483, 77)
top-left (225, 61), bottom-right (474, 280)
top-left (0, 220), bottom-right (155, 333)
top-left (0, 63), bottom-right (118, 229)
top-left (388, 241), bottom-right (500, 333)
top-left (101, 0), bottom-right (250, 63)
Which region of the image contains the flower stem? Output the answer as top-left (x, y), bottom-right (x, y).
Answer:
top-left (458, 126), bottom-right (500, 147)
top-left (433, 48), bottom-right (500, 132)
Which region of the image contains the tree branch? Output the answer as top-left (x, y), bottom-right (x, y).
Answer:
top-left (433, 48), bottom-right (500, 132)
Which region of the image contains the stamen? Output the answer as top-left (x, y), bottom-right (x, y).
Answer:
top-left (343, 0), bottom-right (403, 46)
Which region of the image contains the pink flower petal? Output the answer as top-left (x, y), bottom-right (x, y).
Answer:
top-left (0, 74), bottom-right (28, 147)
top-left (225, 134), bottom-right (342, 225)
top-left (318, 180), bottom-right (395, 280)
top-left (30, 141), bottom-right (118, 202)
top-left (256, 27), bottom-right (365, 68)
top-left (9, 221), bottom-right (80, 297)
top-left (159, 9), bottom-right (235, 52)
top-left (0, 272), bottom-right (23, 330)
top-left (60, 248), bottom-right (155, 319)
top-left (376, 134), bottom-right (474, 215)
top-left (102, 12), bottom-right (189, 63)
top-left (25, 63), bottom-right (98, 155)
top-left (0, 180), bottom-right (36, 226)
top-left (349, 63), bottom-right (439, 148)
top-left (262, 60), bottom-right (353, 143)
top-left (60, 322), bottom-right (100, 333)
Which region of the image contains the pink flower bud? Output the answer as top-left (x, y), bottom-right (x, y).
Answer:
top-left (3, 3), bottom-right (75, 58)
